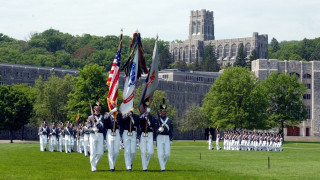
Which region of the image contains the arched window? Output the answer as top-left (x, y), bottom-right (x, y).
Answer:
top-left (245, 43), bottom-right (251, 56)
top-left (184, 46), bottom-right (189, 60)
top-left (191, 46), bottom-right (196, 62)
top-left (217, 45), bottom-right (223, 58)
top-left (290, 72), bottom-right (300, 78)
top-left (179, 47), bottom-right (183, 61)
top-left (231, 44), bottom-right (237, 57)
top-left (303, 74), bottom-right (311, 79)
top-left (224, 44), bottom-right (230, 57)
top-left (174, 48), bottom-right (178, 61)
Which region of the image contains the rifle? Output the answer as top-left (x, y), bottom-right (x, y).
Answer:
top-left (88, 98), bottom-right (97, 133)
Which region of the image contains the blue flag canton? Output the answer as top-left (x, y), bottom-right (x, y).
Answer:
top-left (115, 51), bottom-right (121, 67)
top-left (128, 62), bottom-right (136, 87)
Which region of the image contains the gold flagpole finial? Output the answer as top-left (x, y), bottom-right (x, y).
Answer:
top-left (156, 34), bottom-right (159, 40)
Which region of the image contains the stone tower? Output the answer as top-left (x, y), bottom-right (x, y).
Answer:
top-left (188, 9), bottom-right (215, 41)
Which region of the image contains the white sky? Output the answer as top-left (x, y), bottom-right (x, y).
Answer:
top-left (1, 0), bottom-right (319, 42)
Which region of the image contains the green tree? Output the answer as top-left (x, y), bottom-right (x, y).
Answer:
top-left (179, 104), bottom-right (207, 140)
top-left (34, 74), bottom-right (75, 125)
top-left (202, 67), bottom-right (268, 130)
top-left (260, 73), bottom-right (307, 138)
top-left (234, 43), bottom-right (246, 67)
top-left (310, 43), bottom-right (320, 60)
top-left (270, 38), bottom-right (280, 53)
top-left (0, 85), bottom-right (33, 143)
top-left (67, 64), bottom-right (109, 123)
top-left (201, 45), bottom-right (219, 72)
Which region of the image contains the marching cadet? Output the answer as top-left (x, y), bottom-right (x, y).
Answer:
top-left (70, 124), bottom-right (76, 152)
top-left (120, 110), bottom-right (140, 171)
top-left (38, 121), bottom-right (49, 151)
top-left (157, 99), bottom-right (173, 171)
top-left (58, 122), bottom-right (65, 152)
top-left (88, 101), bottom-right (106, 172)
top-left (208, 133), bottom-right (213, 150)
top-left (48, 122), bottom-right (58, 152)
top-left (78, 124), bottom-right (84, 153)
top-left (105, 108), bottom-right (122, 172)
top-left (139, 101), bottom-right (157, 172)
top-left (64, 122), bottom-right (72, 153)
top-left (83, 120), bottom-right (91, 156)
top-left (216, 129), bottom-right (221, 150)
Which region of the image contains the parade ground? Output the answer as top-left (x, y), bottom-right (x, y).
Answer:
top-left (1, 141), bottom-right (320, 180)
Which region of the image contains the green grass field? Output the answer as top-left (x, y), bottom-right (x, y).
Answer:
top-left (0, 141), bottom-right (320, 180)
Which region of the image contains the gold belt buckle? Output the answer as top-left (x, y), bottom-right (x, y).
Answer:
top-left (111, 131), bottom-right (116, 136)
top-left (143, 133), bottom-right (148, 137)
top-left (127, 132), bottom-right (133, 136)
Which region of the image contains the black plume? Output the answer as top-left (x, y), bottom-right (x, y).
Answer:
top-left (163, 98), bottom-right (165, 105)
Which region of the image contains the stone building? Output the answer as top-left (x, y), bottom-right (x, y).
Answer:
top-left (170, 9), bottom-right (269, 66)
top-left (0, 62), bottom-right (78, 86)
top-left (0, 63), bottom-right (220, 140)
top-left (252, 59), bottom-right (320, 137)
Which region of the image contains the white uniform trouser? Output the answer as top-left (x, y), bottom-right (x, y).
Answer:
top-left (157, 135), bottom-right (170, 171)
top-left (216, 140), bottom-right (221, 150)
top-left (79, 137), bottom-right (84, 153)
top-left (208, 140), bottom-right (212, 150)
top-left (49, 136), bottom-right (57, 152)
top-left (58, 136), bottom-right (64, 152)
top-left (107, 129), bottom-right (120, 170)
top-left (40, 135), bottom-right (47, 151)
top-left (84, 134), bottom-right (90, 156)
top-left (123, 130), bottom-right (137, 170)
top-left (89, 132), bottom-right (104, 171)
top-left (65, 135), bottom-right (71, 153)
top-left (140, 132), bottom-right (154, 170)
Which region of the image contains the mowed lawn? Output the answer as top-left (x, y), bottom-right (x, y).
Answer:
top-left (0, 141), bottom-right (320, 180)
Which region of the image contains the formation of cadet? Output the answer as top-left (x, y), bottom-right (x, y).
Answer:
top-left (221, 131), bottom-right (284, 151)
top-left (38, 99), bottom-right (173, 172)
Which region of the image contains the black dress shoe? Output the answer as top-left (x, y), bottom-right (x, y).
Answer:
top-left (127, 169), bottom-right (132, 171)
top-left (161, 170), bottom-right (165, 172)
top-left (110, 169), bottom-right (115, 172)
top-left (143, 170), bottom-right (147, 172)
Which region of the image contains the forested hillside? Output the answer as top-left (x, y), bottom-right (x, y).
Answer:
top-left (269, 37), bottom-right (320, 61)
top-left (0, 29), bottom-right (172, 70)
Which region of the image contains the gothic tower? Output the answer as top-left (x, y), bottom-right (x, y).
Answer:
top-left (188, 9), bottom-right (215, 41)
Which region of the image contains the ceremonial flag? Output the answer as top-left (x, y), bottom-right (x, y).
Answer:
top-left (138, 37), bottom-right (159, 113)
top-left (119, 48), bottom-right (139, 114)
top-left (107, 33), bottom-right (123, 111)
top-left (75, 111), bottom-right (80, 123)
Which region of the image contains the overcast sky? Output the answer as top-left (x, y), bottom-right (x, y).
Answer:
top-left (1, 0), bottom-right (319, 42)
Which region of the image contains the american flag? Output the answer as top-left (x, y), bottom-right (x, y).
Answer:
top-left (107, 34), bottom-right (123, 111)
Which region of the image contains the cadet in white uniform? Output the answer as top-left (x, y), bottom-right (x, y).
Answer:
top-left (105, 108), bottom-right (122, 172)
top-left (120, 111), bottom-right (140, 171)
top-left (57, 122), bottom-right (65, 152)
top-left (64, 122), bottom-right (72, 153)
top-left (139, 102), bottom-right (157, 172)
top-left (88, 101), bottom-right (106, 172)
top-left (208, 134), bottom-right (213, 150)
top-left (48, 122), bottom-right (58, 152)
top-left (38, 121), bottom-right (49, 151)
top-left (156, 100), bottom-right (173, 171)
top-left (83, 120), bottom-right (90, 156)
top-left (216, 130), bottom-right (221, 150)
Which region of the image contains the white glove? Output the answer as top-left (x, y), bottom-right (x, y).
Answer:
top-left (93, 127), bottom-right (98, 133)
top-left (110, 108), bottom-right (118, 114)
top-left (147, 108), bottom-right (151, 112)
top-left (170, 141), bottom-right (173, 146)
